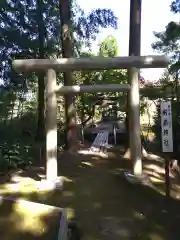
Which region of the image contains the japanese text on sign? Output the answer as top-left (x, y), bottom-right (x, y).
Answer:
top-left (160, 101), bottom-right (173, 152)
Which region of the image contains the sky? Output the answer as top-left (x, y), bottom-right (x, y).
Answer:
top-left (76, 0), bottom-right (179, 81)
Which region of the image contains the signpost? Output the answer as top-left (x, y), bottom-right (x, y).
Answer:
top-left (161, 101), bottom-right (173, 153)
top-left (160, 101), bottom-right (173, 197)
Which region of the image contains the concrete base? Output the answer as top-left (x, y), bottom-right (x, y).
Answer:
top-left (2, 176), bottom-right (64, 193)
top-left (124, 171), bottom-right (152, 186)
top-left (37, 176), bottom-right (64, 191)
top-left (0, 196), bottom-right (68, 240)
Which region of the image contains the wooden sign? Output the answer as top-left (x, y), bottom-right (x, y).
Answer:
top-left (160, 101), bottom-right (173, 152)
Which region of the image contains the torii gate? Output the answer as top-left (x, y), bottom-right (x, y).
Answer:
top-left (12, 0), bottom-right (169, 184)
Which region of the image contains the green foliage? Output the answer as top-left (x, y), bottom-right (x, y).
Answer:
top-left (0, 0), bottom-right (119, 169)
top-left (153, 22), bottom-right (180, 50)
top-left (75, 34), bottom-right (128, 123)
top-left (99, 35), bottom-right (118, 57)
top-left (0, 109), bottom-right (66, 171)
top-left (0, 0), bottom-right (118, 88)
top-left (171, 0), bottom-right (180, 13)
top-left (152, 21), bottom-right (180, 74)
top-left (151, 1), bottom-right (180, 149)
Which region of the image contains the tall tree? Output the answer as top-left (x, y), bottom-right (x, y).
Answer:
top-left (0, 0), bottom-right (118, 148)
top-left (36, 0), bottom-right (46, 142)
top-left (152, 1), bottom-right (180, 154)
top-left (59, 0), bottom-right (76, 150)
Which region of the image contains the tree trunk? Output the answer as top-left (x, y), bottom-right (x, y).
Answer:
top-left (125, 112), bottom-right (129, 148)
top-left (174, 71), bottom-right (179, 158)
top-left (79, 95), bottom-right (85, 124)
top-left (36, 0), bottom-right (46, 162)
top-left (59, 0), bottom-right (76, 150)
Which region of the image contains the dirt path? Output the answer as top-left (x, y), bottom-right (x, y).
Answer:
top-left (55, 148), bottom-right (180, 240)
top-left (0, 145), bottom-right (180, 239)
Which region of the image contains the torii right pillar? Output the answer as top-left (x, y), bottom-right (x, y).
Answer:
top-left (128, 0), bottom-right (142, 176)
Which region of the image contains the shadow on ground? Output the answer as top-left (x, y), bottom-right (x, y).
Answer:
top-left (0, 144), bottom-right (180, 239)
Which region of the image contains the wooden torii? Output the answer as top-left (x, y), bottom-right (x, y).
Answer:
top-left (12, 56), bottom-right (168, 182)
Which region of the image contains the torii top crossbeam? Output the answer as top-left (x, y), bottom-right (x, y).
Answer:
top-left (13, 55), bottom-right (168, 72)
